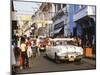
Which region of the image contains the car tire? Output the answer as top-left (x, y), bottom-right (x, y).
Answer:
top-left (77, 58), bottom-right (81, 62)
top-left (55, 52), bottom-right (60, 64)
top-left (75, 58), bottom-right (82, 64)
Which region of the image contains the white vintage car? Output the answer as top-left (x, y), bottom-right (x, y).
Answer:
top-left (45, 38), bottom-right (83, 63)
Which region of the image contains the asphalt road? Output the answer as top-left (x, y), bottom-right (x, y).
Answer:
top-left (15, 52), bottom-right (96, 74)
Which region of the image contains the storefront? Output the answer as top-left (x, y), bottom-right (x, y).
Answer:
top-left (75, 16), bottom-right (96, 55)
top-left (54, 21), bottom-right (64, 38)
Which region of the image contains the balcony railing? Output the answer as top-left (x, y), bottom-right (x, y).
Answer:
top-left (52, 7), bottom-right (67, 22)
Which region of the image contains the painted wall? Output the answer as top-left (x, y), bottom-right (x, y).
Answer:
top-left (68, 4), bottom-right (82, 36)
top-left (68, 5), bottom-right (76, 36)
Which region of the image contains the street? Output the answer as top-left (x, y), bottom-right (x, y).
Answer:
top-left (16, 52), bottom-right (96, 74)
top-left (11, 1), bottom-right (96, 74)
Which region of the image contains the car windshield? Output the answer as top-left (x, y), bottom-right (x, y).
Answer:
top-left (49, 39), bottom-right (78, 46)
top-left (67, 41), bottom-right (78, 46)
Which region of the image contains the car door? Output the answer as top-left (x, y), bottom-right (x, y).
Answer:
top-left (51, 47), bottom-right (59, 59)
top-left (46, 46), bottom-right (54, 59)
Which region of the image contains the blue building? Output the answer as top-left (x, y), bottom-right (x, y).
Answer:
top-left (68, 4), bottom-right (83, 37)
top-left (74, 5), bottom-right (96, 47)
top-left (68, 4), bottom-right (96, 55)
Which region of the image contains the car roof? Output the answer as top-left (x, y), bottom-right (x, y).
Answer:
top-left (49, 38), bottom-right (74, 41)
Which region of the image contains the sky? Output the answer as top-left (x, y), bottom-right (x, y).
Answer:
top-left (13, 0), bottom-right (41, 16)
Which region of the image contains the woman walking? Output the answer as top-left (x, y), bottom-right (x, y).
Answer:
top-left (20, 38), bottom-right (27, 69)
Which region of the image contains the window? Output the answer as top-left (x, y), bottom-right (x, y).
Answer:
top-left (57, 4), bottom-right (61, 11)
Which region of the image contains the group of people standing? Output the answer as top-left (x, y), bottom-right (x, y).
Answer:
top-left (11, 35), bottom-right (42, 74)
top-left (20, 37), bottom-right (33, 69)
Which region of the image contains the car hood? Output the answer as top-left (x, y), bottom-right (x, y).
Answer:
top-left (66, 45), bottom-right (83, 52)
top-left (57, 45), bottom-right (83, 56)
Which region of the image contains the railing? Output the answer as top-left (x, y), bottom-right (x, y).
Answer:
top-left (52, 7), bottom-right (67, 21)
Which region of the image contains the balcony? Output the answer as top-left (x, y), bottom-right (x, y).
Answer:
top-left (74, 6), bottom-right (96, 21)
top-left (52, 7), bottom-right (67, 22)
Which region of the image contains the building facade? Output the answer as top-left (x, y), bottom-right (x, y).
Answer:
top-left (12, 1), bottom-right (19, 45)
top-left (52, 4), bottom-right (69, 38)
top-left (73, 5), bottom-right (96, 48)
top-left (32, 3), bottom-right (54, 37)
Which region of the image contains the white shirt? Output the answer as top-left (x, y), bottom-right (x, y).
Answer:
top-left (11, 45), bottom-right (16, 65)
top-left (27, 46), bottom-right (32, 58)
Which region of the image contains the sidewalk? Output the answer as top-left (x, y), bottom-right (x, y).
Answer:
top-left (82, 58), bottom-right (96, 66)
top-left (84, 54), bottom-right (96, 60)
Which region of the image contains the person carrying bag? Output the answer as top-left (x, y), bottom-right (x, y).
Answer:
top-left (27, 43), bottom-right (33, 68)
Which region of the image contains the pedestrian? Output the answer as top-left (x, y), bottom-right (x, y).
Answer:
top-left (25, 37), bottom-right (32, 68)
top-left (25, 37), bottom-right (31, 47)
top-left (30, 38), bottom-right (36, 57)
top-left (36, 38), bottom-right (40, 56)
top-left (78, 36), bottom-right (82, 47)
top-left (11, 42), bottom-right (16, 74)
top-left (27, 42), bottom-right (33, 68)
top-left (20, 38), bottom-right (27, 69)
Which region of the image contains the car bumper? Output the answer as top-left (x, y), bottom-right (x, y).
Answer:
top-left (58, 55), bottom-right (83, 61)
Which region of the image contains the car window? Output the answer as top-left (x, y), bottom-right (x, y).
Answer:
top-left (48, 38), bottom-right (78, 46)
top-left (54, 41), bottom-right (68, 46)
top-left (67, 41), bottom-right (78, 46)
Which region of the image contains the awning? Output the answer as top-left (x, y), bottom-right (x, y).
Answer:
top-left (54, 28), bottom-right (62, 34)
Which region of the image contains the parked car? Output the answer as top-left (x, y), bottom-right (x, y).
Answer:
top-left (45, 38), bottom-right (83, 63)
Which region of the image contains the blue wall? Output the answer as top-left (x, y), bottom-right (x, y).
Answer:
top-left (68, 4), bottom-right (82, 36)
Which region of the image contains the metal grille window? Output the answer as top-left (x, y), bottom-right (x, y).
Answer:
top-left (57, 4), bottom-right (61, 11)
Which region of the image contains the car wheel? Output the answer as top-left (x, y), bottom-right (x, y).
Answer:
top-left (55, 52), bottom-right (60, 64)
top-left (75, 58), bottom-right (82, 64)
top-left (77, 58), bottom-right (81, 62)
top-left (78, 58), bottom-right (82, 63)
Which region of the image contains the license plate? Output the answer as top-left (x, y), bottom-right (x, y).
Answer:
top-left (41, 47), bottom-right (44, 49)
top-left (69, 58), bottom-right (75, 61)
top-left (68, 55), bottom-right (76, 61)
